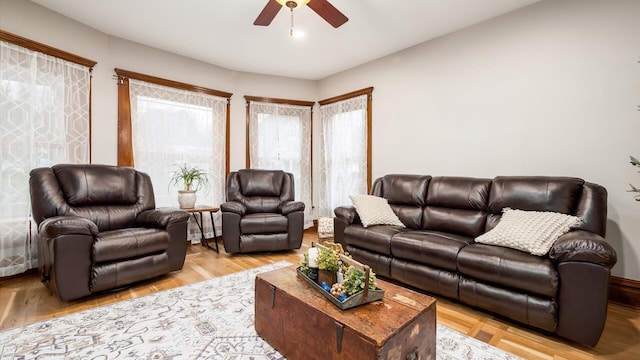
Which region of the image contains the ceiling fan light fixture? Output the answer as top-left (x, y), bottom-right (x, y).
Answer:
top-left (276, 0), bottom-right (310, 9)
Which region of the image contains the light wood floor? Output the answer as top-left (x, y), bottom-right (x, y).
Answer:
top-left (1, 230), bottom-right (638, 359)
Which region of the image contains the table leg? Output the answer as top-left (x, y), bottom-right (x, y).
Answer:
top-left (191, 213), bottom-right (207, 246)
top-left (209, 211), bottom-right (219, 253)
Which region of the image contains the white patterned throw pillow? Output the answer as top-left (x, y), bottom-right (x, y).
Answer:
top-left (350, 195), bottom-right (405, 228)
top-left (475, 208), bottom-right (582, 256)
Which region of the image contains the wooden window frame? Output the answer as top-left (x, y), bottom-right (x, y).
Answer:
top-left (318, 87), bottom-right (373, 192)
top-left (114, 68), bottom-right (233, 175)
top-left (244, 95), bottom-right (315, 168)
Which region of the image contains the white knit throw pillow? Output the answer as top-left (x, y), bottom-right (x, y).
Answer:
top-left (350, 195), bottom-right (405, 228)
top-left (476, 208), bottom-right (581, 256)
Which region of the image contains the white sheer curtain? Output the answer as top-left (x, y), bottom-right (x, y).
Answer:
top-left (248, 101), bottom-right (313, 228)
top-left (0, 41), bottom-right (90, 276)
top-left (318, 95), bottom-right (368, 217)
top-left (129, 80), bottom-right (227, 242)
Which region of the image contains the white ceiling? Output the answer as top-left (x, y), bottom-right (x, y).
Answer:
top-left (31, 0), bottom-right (541, 80)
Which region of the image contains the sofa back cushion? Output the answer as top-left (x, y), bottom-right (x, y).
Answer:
top-left (485, 176), bottom-right (584, 232)
top-left (423, 177), bottom-right (491, 238)
top-left (371, 175), bottom-right (431, 229)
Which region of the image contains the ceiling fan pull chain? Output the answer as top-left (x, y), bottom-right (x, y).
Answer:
top-left (289, 6), bottom-right (294, 37)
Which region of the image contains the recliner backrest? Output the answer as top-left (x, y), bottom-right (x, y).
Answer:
top-left (29, 164), bottom-right (155, 231)
top-left (485, 176), bottom-right (607, 236)
top-left (371, 174), bottom-right (431, 229)
top-left (424, 176), bottom-right (492, 238)
top-left (226, 169), bottom-right (294, 214)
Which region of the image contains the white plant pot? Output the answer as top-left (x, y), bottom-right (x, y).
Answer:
top-left (178, 190), bottom-right (197, 209)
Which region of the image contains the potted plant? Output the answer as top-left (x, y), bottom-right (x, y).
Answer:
top-left (630, 156), bottom-right (640, 201)
top-left (169, 163), bottom-right (209, 209)
top-left (342, 266), bottom-right (378, 297)
top-left (315, 243), bottom-right (349, 285)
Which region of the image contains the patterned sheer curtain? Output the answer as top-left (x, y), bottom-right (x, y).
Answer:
top-left (0, 41), bottom-right (90, 276)
top-left (248, 101), bottom-right (313, 228)
top-left (129, 80), bottom-right (227, 242)
top-left (318, 94), bottom-right (368, 217)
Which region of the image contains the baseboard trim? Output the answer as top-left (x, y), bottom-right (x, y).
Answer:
top-left (609, 276), bottom-right (640, 309)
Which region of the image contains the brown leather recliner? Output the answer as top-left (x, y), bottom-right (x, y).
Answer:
top-left (221, 169), bottom-right (305, 254)
top-left (29, 164), bottom-right (190, 301)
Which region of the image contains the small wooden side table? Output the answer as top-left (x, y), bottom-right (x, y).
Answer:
top-left (182, 205), bottom-right (219, 253)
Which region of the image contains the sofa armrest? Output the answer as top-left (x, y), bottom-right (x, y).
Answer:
top-left (136, 208), bottom-right (189, 229)
top-left (280, 200), bottom-right (305, 215)
top-left (39, 216), bottom-right (99, 238)
top-left (549, 230), bottom-right (617, 268)
top-left (334, 205), bottom-right (360, 225)
top-left (221, 201), bottom-right (247, 216)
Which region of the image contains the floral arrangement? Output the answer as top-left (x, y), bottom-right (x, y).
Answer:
top-left (342, 266), bottom-right (377, 296)
top-left (300, 243), bottom-right (378, 303)
top-left (316, 244), bottom-right (347, 272)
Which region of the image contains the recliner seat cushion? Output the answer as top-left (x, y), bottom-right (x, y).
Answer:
top-left (240, 213), bottom-right (288, 234)
top-left (391, 230), bottom-right (474, 271)
top-left (457, 243), bottom-right (558, 297)
top-left (344, 225), bottom-right (406, 256)
top-left (93, 228), bottom-right (170, 263)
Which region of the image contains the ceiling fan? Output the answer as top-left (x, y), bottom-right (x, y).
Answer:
top-left (254, 0), bottom-right (348, 29)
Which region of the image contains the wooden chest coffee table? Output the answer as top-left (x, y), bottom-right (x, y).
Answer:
top-left (255, 265), bottom-right (436, 360)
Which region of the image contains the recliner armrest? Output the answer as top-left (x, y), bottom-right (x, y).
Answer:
top-left (221, 201), bottom-right (247, 216)
top-left (280, 201), bottom-right (305, 215)
top-left (549, 230), bottom-right (617, 268)
top-left (38, 216), bottom-right (99, 238)
top-left (334, 205), bottom-right (360, 225)
top-left (136, 208), bottom-right (189, 229)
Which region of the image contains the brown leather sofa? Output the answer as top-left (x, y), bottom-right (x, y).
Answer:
top-left (221, 169), bottom-right (305, 253)
top-left (334, 175), bottom-right (617, 347)
top-left (29, 164), bottom-right (190, 301)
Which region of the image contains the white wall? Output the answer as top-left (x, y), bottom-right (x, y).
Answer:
top-left (0, 0), bottom-right (317, 171)
top-left (2, 0), bottom-right (639, 280)
top-left (319, 0), bottom-right (640, 280)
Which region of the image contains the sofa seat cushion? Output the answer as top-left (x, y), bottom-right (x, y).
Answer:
top-left (240, 213), bottom-right (288, 234)
top-left (93, 228), bottom-right (170, 263)
top-left (458, 244), bottom-right (558, 297)
top-left (391, 230), bottom-right (474, 271)
top-left (344, 224), bottom-right (406, 256)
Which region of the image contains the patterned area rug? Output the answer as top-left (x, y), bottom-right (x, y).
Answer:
top-left (0, 261), bottom-right (520, 359)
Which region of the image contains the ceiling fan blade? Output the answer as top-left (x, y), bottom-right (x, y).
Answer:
top-left (254, 0), bottom-right (282, 26)
top-left (307, 0), bottom-right (348, 28)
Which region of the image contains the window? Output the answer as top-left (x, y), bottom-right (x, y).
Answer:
top-left (116, 69), bottom-right (231, 242)
top-left (0, 30), bottom-right (94, 276)
top-left (318, 88), bottom-right (373, 217)
top-left (246, 97), bottom-right (314, 228)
